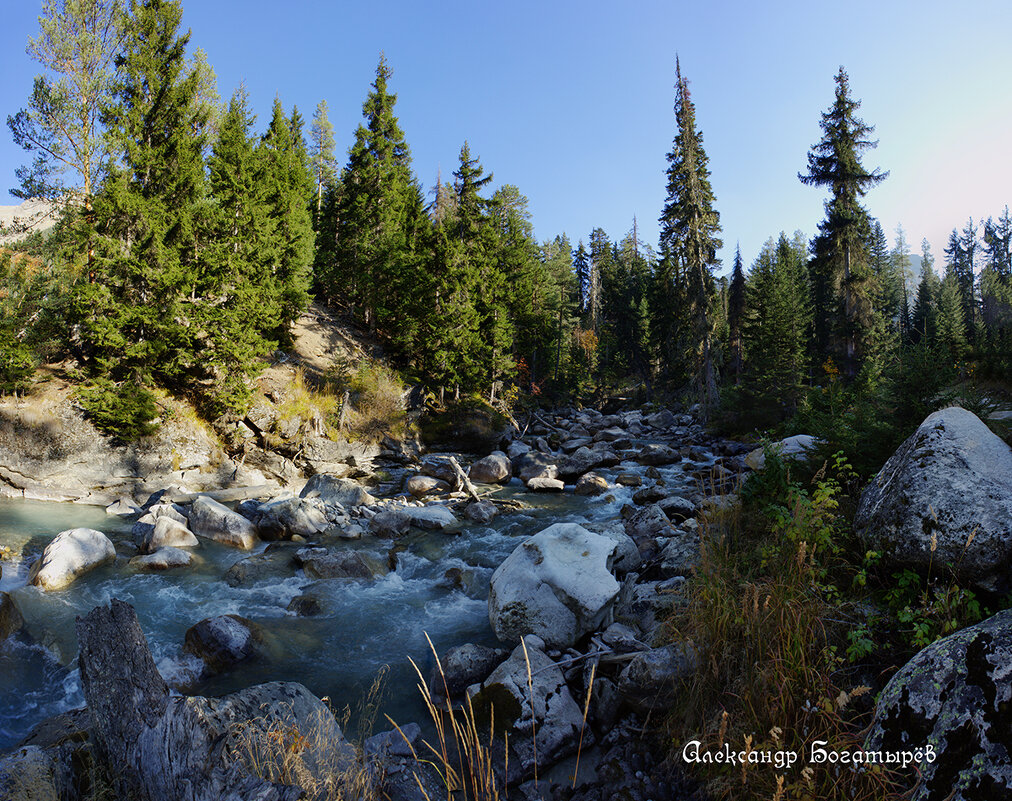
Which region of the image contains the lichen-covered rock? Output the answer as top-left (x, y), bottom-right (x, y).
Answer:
top-left (855, 407), bottom-right (1012, 591)
top-left (473, 637), bottom-right (591, 782)
top-left (468, 451), bottom-right (511, 484)
top-left (189, 496), bottom-right (257, 550)
top-left (0, 745), bottom-right (60, 801)
top-left (488, 523), bottom-right (624, 649)
top-left (28, 528), bottom-right (116, 591)
top-left (866, 609), bottom-right (1012, 800)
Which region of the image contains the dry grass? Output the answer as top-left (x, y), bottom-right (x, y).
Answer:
top-left (664, 462), bottom-right (908, 801)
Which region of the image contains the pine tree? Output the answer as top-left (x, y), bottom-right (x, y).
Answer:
top-left (657, 58), bottom-right (722, 414)
top-left (800, 67), bottom-right (887, 374)
top-left (936, 271), bottom-right (968, 360)
top-left (726, 244), bottom-right (746, 378)
top-left (573, 240), bottom-right (591, 315)
top-left (890, 225), bottom-right (914, 338)
top-left (75, 0), bottom-right (208, 391)
top-left (8, 0), bottom-right (127, 209)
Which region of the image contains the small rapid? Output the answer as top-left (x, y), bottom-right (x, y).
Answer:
top-left (0, 444), bottom-right (713, 750)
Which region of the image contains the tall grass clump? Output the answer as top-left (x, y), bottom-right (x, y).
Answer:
top-left (665, 449), bottom-right (907, 800)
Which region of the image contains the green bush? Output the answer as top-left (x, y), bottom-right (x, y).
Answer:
top-left (76, 378), bottom-right (160, 441)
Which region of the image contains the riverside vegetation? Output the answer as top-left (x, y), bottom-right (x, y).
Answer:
top-left (2, 1), bottom-right (1012, 800)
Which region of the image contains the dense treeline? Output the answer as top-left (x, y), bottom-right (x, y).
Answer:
top-left (3, 0), bottom-right (1010, 445)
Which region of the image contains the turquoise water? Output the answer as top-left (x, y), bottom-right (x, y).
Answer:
top-left (0, 452), bottom-right (705, 750)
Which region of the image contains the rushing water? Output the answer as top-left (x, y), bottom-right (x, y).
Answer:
top-left (0, 451), bottom-right (709, 750)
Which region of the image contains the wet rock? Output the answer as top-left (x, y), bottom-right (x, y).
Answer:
top-left (632, 484), bottom-right (668, 505)
top-left (514, 451), bottom-right (557, 482)
top-left (189, 496), bottom-right (257, 549)
top-left (404, 505), bottom-right (459, 531)
top-left (557, 447), bottom-right (613, 481)
top-left (464, 500), bottom-right (498, 524)
top-left (468, 451), bottom-right (511, 484)
top-left (77, 600), bottom-right (354, 801)
top-left (618, 643), bottom-right (698, 713)
top-left (223, 552), bottom-right (294, 587)
top-left (29, 528), bottom-right (116, 591)
top-left (286, 594), bottom-right (323, 616)
top-left (300, 473), bottom-right (375, 508)
top-left (526, 476), bottom-right (565, 492)
top-left (473, 637), bottom-right (591, 781)
top-left (369, 509), bottom-right (412, 537)
top-left (855, 407), bottom-right (1012, 592)
top-left (866, 608), bottom-right (1012, 800)
top-left (1, 591), bottom-right (24, 641)
top-left (616, 473), bottom-right (642, 487)
top-left (745, 434), bottom-right (822, 470)
top-left (489, 523), bottom-right (625, 649)
top-left (636, 444), bottom-right (681, 466)
top-left (575, 472), bottom-right (609, 496)
top-left (405, 474), bottom-right (449, 498)
top-left (129, 547), bottom-right (195, 571)
top-left (428, 643), bottom-right (508, 700)
top-left (137, 515), bottom-right (198, 553)
top-left (184, 614), bottom-right (268, 674)
top-left (296, 547), bottom-right (374, 580)
top-left (252, 495), bottom-right (329, 540)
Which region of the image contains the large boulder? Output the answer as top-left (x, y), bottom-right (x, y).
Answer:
top-left (223, 552), bottom-right (294, 587)
top-left (468, 451), bottom-right (511, 484)
top-left (617, 643), bottom-right (697, 713)
top-left (488, 523), bottom-right (625, 649)
top-left (636, 444), bottom-right (681, 466)
top-left (745, 434), bottom-right (822, 470)
top-left (137, 515), bottom-right (199, 553)
top-left (129, 547), bottom-right (195, 571)
top-left (0, 591), bottom-right (24, 641)
top-left (866, 609), bottom-right (1012, 800)
top-left (404, 505), bottom-right (459, 531)
top-left (472, 637), bottom-right (590, 781)
top-left (428, 642), bottom-right (507, 700)
top-left (405, 474), bottom-right (449, 498)
top-left (300, 474), bottom-right (375, 508)
top-left (77, 600), bottom-right (356, 801)
top-left (252, 496), bottom-right (329, 540)
top-left (855, 407), bottom-right (1012, 591)
top-left (28, 528), bottom-right (116, 591)
top-left (295, 547), bottom-right (375, 580)
top-left (189, 497), bottom-right (257, 550)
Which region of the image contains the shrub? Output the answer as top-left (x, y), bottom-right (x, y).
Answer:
top-left (76, 378), bottom-right (160, 441)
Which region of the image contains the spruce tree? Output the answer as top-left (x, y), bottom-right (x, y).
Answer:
top-left (911, 239), bottom-right (940, 345)
top-left (657, 59), bottom-right (722, 414)
top-left (726, 244), bottom-right (746, 378)
top-left (75, 0), bottom-right (207, 392)
top-left (936, 271), bottom-right (968, 360)
top-left (201, 86), bottom-right (277, 411)
top-left (800, 67), bottom-right (887, 374)
top-left (309, 99), bottom-right (336, 217)
top-left (573, 240), bottom-right (591, 315)
top-left (329, 55), bottom-right (422, 335)
top-left (259, 98), bottom-right (313, 335)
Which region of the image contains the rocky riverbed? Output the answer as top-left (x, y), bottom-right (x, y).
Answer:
top-left (0, 401), bottom-right (761, 799)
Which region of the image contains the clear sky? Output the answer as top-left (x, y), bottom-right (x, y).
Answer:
top-left (2, 0), bottom-right (1010, 274)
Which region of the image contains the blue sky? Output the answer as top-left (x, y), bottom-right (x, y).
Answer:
top-left (2, 0), bottom-right (1010, 274)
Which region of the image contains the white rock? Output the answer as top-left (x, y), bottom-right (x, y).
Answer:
top-left (745, 434), bottom-right (822, 470)
top-left (488, 523), bottom-right (624, 649)
top-left (468, 451), bottom-right (511, 484)
top-left (188, 496), bottom-right (257, 549)
top-left (29, 528), bottom-right (116, 591)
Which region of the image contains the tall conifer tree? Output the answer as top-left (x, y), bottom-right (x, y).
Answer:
top-left (658, 58), bottom-right (722, 413)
